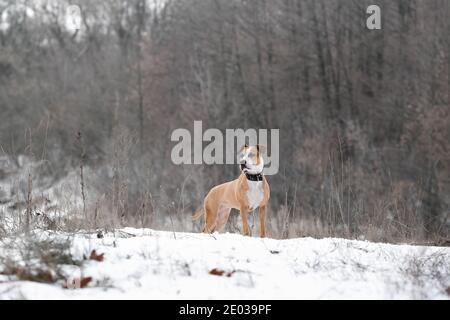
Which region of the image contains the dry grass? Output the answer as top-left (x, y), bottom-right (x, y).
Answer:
top-left (0, 235), bottom-right (82, 284)
top-left (399, 251), bottom-right (450, 299)
top-left (0, 142), bottom-right (448, 245)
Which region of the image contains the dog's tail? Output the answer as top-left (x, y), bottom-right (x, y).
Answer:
top-left (192, 208), bottom-right (203, 221)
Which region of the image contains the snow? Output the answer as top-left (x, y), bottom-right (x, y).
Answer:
top-left (0, 228), bottom-right (448, 300)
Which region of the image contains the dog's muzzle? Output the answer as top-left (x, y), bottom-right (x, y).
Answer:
top-left (240, 163), bottom-right (247, 171)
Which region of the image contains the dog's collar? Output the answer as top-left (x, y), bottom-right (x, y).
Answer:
top-left (245, 172), bottom-right (263, 181)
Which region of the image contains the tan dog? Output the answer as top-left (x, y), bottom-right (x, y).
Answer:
top-left (193, 144), bottom-right (270, 237)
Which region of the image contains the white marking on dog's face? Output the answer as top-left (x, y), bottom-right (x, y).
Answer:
top-left (239, 145), bottom-right (264, 174)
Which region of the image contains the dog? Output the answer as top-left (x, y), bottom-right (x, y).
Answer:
top-left (192, 144), bottom-right (270, 237)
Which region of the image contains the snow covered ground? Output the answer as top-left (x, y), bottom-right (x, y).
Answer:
top-left (0, 228), bottom-right (449, 299)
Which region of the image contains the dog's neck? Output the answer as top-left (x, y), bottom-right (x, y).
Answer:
top-left (244, 172), bottom-right (263, 181)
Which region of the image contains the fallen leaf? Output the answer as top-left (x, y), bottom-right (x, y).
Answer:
top-left (63, 276), bottom-right (92, 289)
top-left (89, 250), bottom-right (104, 262)
top-left (79, 276), bottom-right (92, 288)
top-left (209, 268), bottom-right (225, 276)
top-left (209, 268), bottom-right (236, 277)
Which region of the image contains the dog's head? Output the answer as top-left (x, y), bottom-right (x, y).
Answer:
top-left (239, 144), bottom-right (265, 174)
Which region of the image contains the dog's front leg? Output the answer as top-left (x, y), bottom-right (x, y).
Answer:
top-left (239, 206), bottom-right (250, 236)
top-left (259, 205), bottom-right (266, 238)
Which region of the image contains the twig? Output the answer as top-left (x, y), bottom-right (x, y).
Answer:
top-left (76, 131), bottom-right (87, 221)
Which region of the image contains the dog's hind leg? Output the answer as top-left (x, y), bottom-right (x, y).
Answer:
top-left (203, 202), bottom-right (218, 234)
top-left (215, 206), bottom-right (231, 232)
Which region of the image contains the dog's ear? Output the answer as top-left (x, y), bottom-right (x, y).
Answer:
top-left (239, 144), bottom-right (249, 153)
top-left (256, 145), bottom-right (266, 154)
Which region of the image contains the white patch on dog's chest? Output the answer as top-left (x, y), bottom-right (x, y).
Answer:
top-left (247, 181), bottom-right (264, 211)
